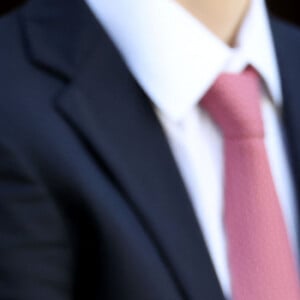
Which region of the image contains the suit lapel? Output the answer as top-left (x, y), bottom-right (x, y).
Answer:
top-left (271, 17), bottom-right (300, 244)
top-left (21, 1), bottom-right (225, 299)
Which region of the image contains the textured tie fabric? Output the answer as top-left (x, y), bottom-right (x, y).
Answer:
top-left (201, 67), bottom-right (300, 300)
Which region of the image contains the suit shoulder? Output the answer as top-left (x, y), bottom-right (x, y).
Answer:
top-left (0, 9), bottom-right (23, 60)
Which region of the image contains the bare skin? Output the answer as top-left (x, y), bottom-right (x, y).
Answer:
top-left (176, 0), bottom-right (250, 46)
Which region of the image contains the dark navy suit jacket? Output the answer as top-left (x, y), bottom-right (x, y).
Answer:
top-left (0, 0), bottom-right (300, 299)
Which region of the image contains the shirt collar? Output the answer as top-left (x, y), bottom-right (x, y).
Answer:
top-left (85, 0), bottom-right (282, 122)
top-left (234, 0), bottom-right (282, 106)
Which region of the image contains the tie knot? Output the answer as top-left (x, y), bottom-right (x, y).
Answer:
top-left (201, 67), bottom-right (264, 139)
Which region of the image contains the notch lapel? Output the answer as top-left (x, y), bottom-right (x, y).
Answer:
top-left (21, 1), bottom-right (225, 299)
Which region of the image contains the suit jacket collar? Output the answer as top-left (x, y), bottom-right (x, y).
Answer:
top-left (271, 17), bottom-right (300, 239)
top-left (21, 0), bottom-right (101, 79)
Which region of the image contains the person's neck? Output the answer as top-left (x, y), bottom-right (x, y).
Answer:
top-left (176, 0), bottom-right (250, 46)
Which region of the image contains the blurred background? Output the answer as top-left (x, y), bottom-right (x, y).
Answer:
top-left (0, 0), bottom-right (299, 26)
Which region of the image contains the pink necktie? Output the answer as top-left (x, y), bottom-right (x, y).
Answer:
top-left (201, 67), bottom-right (300, 300)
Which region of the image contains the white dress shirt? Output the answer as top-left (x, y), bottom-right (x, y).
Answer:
top-left (84, 0), bottom-right (298, 298)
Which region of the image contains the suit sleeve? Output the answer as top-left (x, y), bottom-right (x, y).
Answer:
top-left (0, 141), bottom-right (74, 300)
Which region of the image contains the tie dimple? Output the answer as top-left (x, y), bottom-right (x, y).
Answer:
top-left (202, 67), bottom-right (263, 138)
